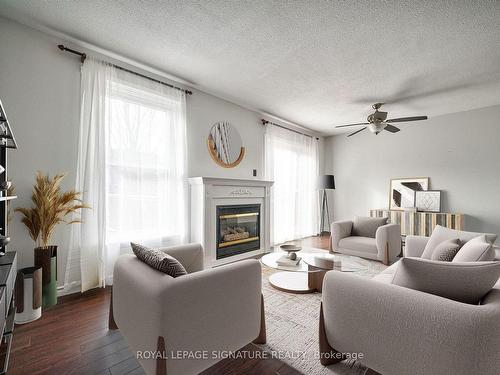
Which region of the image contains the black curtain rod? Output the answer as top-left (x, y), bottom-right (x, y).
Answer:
top-left (261, 119), bottom-right (319, 140)
top-left (58, 44), bottom-right (193, 95)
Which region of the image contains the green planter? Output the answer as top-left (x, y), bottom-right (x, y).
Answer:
top-left (34, 246), bottom-right (58, 308)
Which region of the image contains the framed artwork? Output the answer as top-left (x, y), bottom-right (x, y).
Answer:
top-left (415, 190), bottom-right (441, 213)
top-left (389, 177), bottom-right (429, 210)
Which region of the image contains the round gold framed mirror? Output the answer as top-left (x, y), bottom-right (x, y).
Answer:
top-left (207, 121), bottom-right (245, 168)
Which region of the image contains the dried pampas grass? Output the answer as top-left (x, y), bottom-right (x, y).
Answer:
top-left (15, 172), bottom-right (90, 247)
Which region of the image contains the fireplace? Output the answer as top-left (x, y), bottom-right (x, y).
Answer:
top-left (216, 204), bottom-right (261, 259)
top-left (189, 177), bottom-right (272, 267)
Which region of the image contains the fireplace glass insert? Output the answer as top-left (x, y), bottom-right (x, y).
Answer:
top-left (216, 204), bottom-right (261, 259)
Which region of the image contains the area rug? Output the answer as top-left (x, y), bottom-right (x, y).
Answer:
top-left (257, 252), bottom-right (387, 375)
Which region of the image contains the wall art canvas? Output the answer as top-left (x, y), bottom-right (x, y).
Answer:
top-left (389, 177), bottom-right (429, 210)
top-left (415, 190), bottom-right (441, 213)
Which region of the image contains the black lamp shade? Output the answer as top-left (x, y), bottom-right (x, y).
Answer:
top-left (317, 174), bottom-right (335, 190)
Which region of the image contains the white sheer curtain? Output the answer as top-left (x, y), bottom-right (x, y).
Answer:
top-left (264, 124), bottom-right (319, 245)
top-left (67, 58), bottom-right (188, 292)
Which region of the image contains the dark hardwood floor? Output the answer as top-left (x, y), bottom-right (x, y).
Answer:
top-left (9, 235), bottom-right (331, 375)
top-left (292, 233), bottom-right (331, 250)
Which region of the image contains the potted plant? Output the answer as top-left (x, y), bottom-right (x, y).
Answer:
top-left (16, 172), bottom-right (89, 307)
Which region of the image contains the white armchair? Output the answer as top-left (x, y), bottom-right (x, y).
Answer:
top-left (109, 243), bottom-right (265, 375)
top-left (331, 217), bottom-right (401, 265)
top-left (320, 228), bottom-right (500, 375)
top-left (320, 271), bottom-right (500, 375)
top-left (403, 235), bottom-right (430, 257)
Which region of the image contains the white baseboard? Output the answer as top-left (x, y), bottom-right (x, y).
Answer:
top-left (57, 281), bottom-right (81, 296)
top-left (57, 278), bottom-right (113, 297)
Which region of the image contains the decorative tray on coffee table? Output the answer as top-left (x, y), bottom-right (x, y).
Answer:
top-left (280, 244), bottom-right (301, 256)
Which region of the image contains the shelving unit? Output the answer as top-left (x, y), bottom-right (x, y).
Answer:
top-left (0, 197), bottom-right (16, 203)
top-left (370, 209), bottom-right (463, 237)
top-left (0, 99), bottom-right (18, 374)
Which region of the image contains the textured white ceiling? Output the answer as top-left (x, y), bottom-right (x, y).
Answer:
top-left (1, 1), bottom-right (500, 134)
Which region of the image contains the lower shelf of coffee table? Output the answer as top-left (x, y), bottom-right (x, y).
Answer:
top-left (268, 272), bottom-right (317, 294)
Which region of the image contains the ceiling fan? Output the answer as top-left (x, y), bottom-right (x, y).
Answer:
top-left (335, 103), bottom-right (428, 137)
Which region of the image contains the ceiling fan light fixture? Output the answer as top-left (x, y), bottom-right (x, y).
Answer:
top-left (336, 103), bottom-right (427, 138)
top-left (368, 123), bottom-right (386, 134)
top-left (372, 111), bottom-right (387, 122)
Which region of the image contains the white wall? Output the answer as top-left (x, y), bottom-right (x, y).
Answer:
top-left (186, 94), bottom-right (325, 179)
top-left (186, 90), bottom-right (265, 179)
top-left (0, 17), bottom-right (303, 287)
top-left (324, 105), bottom-right (500, 240)
top-left (0, 17), bottom-right (81, 286)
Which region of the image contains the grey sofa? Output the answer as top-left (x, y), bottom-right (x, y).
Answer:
top-left (109, 243), bottom-right (266, 375)
top-left (331, 216), bottom-right (401, 265)
top-left (320, 229), bottom-right (500, 375)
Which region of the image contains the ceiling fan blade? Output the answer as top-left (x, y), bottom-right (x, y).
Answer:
top-left (335, 122), bottom-right (370, 128)
top-left (384, 124), bottom-right (400, 133)
top-left (347, 127), bottom-right (367, 137)
top-left (385, 116), bottom-right (428, 123)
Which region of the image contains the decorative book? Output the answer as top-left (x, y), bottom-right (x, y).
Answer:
top-left (276, 255), bottom-right (301, 266)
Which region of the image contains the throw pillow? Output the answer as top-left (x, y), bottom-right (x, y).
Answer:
top-left (430, 238), bottom-right (462, 261)
top-left (352, 216), bottom-right (388, 238)
top-left (421, 225), bottom-right (498, 259)
top-left (131, 242), bottom-right (187, 277)
top-left (453, 235), bottom-right (495, 262)
top-left (392, 257), bottom-right (500, 304)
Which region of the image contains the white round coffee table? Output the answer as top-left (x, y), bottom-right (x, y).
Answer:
top-left (261, 249), bottom-right (369, 294)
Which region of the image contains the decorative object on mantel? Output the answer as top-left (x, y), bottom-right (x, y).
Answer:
top-left (370, 209), bottom-right (463, 237)
top-left (207, 121), bottom-right (245, 168)
top-left (389, 177), bottom-right (429, 210)
top-left (415, 190), bottom-right (441, 212)
top-left (317, 174), bottom-right (335, 234)
top-left (16, 172), bottom-right (90, 308)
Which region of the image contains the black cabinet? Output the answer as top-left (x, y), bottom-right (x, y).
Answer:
top-left (0, 252), bottom-right (16, 374)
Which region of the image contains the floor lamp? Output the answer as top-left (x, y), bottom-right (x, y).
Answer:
top-left (317, 175), bottom-right (335, 235)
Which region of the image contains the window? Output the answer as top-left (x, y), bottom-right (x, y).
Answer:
top-left (73, 58), bottom-right (188, 291)
top-left (265, 125), bottom-right (319, 244)
top-left (105, 79), bottom-right (188, 247)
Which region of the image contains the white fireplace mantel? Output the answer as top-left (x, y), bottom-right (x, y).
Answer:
top-left (188, 177), bottom-right (273, 267)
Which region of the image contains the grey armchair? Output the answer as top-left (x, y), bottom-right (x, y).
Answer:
top-left (320, 227), bottom-right (500, 375)
top-left (330, 216), bottom-right (401, 265)
top-left (110, 243), bottom-right (266, 375)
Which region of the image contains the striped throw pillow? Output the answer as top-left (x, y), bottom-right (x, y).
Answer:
top-left (131, 243), bottom-right (187, 277)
